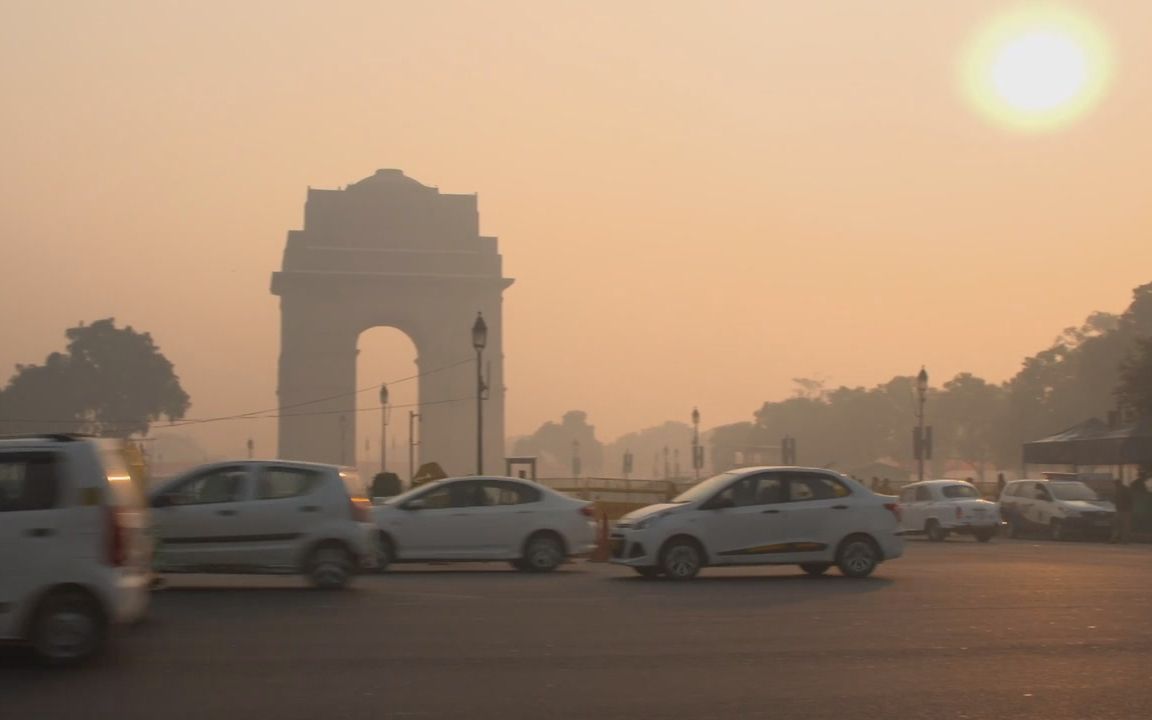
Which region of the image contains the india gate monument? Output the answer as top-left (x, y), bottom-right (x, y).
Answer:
top-left (271, 169), bottom-right (513, 475)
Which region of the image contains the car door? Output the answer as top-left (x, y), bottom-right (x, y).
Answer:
top-left (914, 484), bottom-right (937, 527)
top-left (152, 465), bottom-right (252, 570)
top-left (702, 471), bottom-right (790, 564)
top-left (233, 464), bottom-right (325, 569)
top-left (468, 480), bottom-right (542, 557)
top-left (0, 452), bottom-right (65, 638)
top-left (781, 471), bottom-right (855, 560)
top-left (898, 486), bottom-right (921, 531)
top-left (390, 480), bottom-right (487, 559)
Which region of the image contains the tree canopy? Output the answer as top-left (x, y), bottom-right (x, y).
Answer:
top-left (0, 319), bottom-right (190, 436)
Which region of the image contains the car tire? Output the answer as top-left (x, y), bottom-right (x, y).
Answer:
top-left (29, 589), bottom-right (107, 666)
top-left (633, 567), bottom-right (663, 579)
top-left (836, 535), bottom-right (880, 579)
top-left (1049, 519), bottom-right (1067, 542)
top-left (375, 533), bottom-right (395, 573)
top-left (306, 543), bottom-right (355, 590)
top-left (925, 520), bottom-right (948, 542)
top-left (800, 563), bottom-right (832, 577)
top-left (519, 532), bottom-right (565, 573)
top-left (659, 537), bottom-right (704, 581)
top-left (974, 528), bottom-right (995, 543)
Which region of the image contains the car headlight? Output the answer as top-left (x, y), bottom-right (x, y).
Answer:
top-left (633, 513), bottom-right (668, 530)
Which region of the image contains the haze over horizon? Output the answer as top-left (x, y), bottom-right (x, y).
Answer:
top-left (2, 1), bottom-right (1150, 462)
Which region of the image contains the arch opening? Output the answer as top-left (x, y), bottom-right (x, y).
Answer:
top-left (356, 326), bottom-right (419, 482)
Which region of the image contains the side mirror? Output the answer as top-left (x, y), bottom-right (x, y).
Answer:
top-left (704, 496), bottom-right (734, 510)
top-left (404, 498), bottom-right (427, 511)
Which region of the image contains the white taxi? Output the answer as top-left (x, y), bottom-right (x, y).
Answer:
top-left (610, 467), bottom-right (904, 581)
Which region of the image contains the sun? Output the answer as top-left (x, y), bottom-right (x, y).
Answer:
top-left (963, 4), bottom-right (1113, 130)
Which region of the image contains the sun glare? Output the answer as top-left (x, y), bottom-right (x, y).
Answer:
top-left (963, 5), bottom-right (1112, 130)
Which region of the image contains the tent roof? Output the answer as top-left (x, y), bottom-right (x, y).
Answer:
top-left (1024, 416), bottom-right (1152, 466)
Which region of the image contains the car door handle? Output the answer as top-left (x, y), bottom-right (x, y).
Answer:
top-left (25, 528), bottom-right (55, 538)
top-left (831, 505), bottom-right (849, 510)
top-left (216, 509), bottom-right (238, 516)
top-left (299, 505), bottom-right (320, 512)
top-left (761, 509), bottom-right (781, 514)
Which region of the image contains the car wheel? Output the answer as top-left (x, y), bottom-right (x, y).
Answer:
top-left (29, 589), bottom-right (106, 666)
top-left (1049, 519), bottom-right (1067, 542)
top-left (306, 543), bottom-right (355, 589)
top-left (375, 533), bottom-right (395, 573)
top-left (836, 535), bottom-right (880, 578)
top-left (633, 567), bottom-right (663, 579)
top-left (659, 538), bottom-right (703, 581)
top-left (520, 533), bottom-right (565, 573)
top-left (925, 520), bottom-right (948, 542)
top-left (974, 528), bottom-right (995, 543)
top-left (799, 563), bottom-right (832, 577)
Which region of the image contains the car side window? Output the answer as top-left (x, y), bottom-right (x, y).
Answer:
top-left (915, 486), bottom-right (934, 502)
top-left (787, 473), bottom-right (849, 502)
top-left (480, 481), bottom-right (541, 506)
top-left (257, 467), bottom-right (320, 500)
top-left (899, 488), bottom-right (915, 502)
top-left (1035, 485), bottom-right (1051, 501)
top-left (0, 452), bottom-right (61, 512)
top-left (169, 467), bottom-right (248, 505)
top-left (417, 481), bottom-right (483, 509)
top-left (713, 473), bottom-right (785, 507)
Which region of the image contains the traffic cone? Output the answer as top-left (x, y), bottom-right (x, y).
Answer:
top-left (590, 510), bottom-right (611, 563)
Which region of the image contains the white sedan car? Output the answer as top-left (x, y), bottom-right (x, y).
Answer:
top-left (371, 476), bottom-right (598, 572)
top-left (897, 480), bottom-right (1000, 542)
top-left (610, 467), bottom-right (904, 580)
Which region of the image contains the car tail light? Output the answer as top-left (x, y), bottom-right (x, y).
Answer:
top-left (883, 502), bottom-right (901, 521)
top-left (105, 507), bottom-right (127, 567)
top-left (579, 505), bottom-right (596, 518)
top-left (349, 497), bottom-right (371, 522)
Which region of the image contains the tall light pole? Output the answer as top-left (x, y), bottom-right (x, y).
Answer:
top-left (246, 438), bottom-right (254, 459)
top-left (339, 414), bottom-right (347, 466)
top-left (472, 312), bottom-right (488, 475)
top-left (379, 383), bottom-right (390, 473)
top-left (915, 366), bottom-right (929, 483)
top-left (408, 410), bottom-right (421, 482)
top-left (691, 407), bottom-right (702, 481)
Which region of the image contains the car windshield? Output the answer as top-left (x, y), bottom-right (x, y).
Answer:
top-left (671, 472), bottom-right (739, 503)
top-left (1048, 482), bottom-right (1100, 501)
top-left (941, 484), bottom-right (980, 499)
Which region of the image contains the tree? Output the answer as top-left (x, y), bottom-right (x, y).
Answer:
top-left (932, 373), bottom-right (1005, 481)
top-left (0, 319), bottom-right (190, 436)
top-left (1116, 336), bottom-right (1152, 419)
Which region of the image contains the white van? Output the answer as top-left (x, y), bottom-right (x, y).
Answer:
top-left (0, 435), bottom-right (152, 664)
top-left (998, 479), bottom-right (1116, 541)
top-left (150, 460), bottom-right (377, 588)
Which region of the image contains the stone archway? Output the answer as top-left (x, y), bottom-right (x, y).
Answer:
top-left (270, 169), bottom-right (513, 475)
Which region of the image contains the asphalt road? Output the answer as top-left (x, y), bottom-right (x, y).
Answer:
top-left (4, 538), bottom-right (1152, 720)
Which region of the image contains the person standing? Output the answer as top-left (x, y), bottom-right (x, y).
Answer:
top-left (1111, 478), bottom-right (1134, 544)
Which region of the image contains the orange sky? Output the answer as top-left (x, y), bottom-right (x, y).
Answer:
top-left (1, 1), bottom-right (1150, 464)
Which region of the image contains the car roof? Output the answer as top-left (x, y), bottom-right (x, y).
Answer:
top-left (906, 479), bottom-right (974, 487)
top-left (727, 466), bottom-right (846, 475)
top-left (0, 434), bottom-right (98, 448)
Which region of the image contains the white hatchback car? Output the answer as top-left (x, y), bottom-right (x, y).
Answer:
top-left (150, 461), bottom-right (377, 589)
top-left (610, 467), bottom-right (904, 580)
top-left (0, 435), bottom-right (151, 665)
top-left (897, 480), bottom-right (1000, 542)
top-left (998, 479), bottom-right (1116, 541)
top-left (372, 476), bottom-right (598, 572)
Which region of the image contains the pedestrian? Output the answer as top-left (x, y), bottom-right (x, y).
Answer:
top-left (996, 472), bottom-right (1006, 497)
top-left (1111, 477), bottom-right (1134, 544)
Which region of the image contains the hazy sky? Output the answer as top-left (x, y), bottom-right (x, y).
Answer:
top-left (2, 1), bottom-right (1150, 464)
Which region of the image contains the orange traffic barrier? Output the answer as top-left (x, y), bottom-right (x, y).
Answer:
top-left (589, 511), bottom-right (611, 563)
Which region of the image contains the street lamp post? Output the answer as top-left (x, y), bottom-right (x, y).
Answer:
top-left (691, 407), bottom-right (702, 481)
top-left (339, 414), bottom-right (347, 466)
top-left (246, 438), bottom-right (254, 460)
top-left (915, 367), bottom-right (929, 483)
top-left (408, 410), bottom-right (421, 482)
top-left (379, 383), bottom-right (390, 473)
top-left (472, 312), bottom-right (488, 475)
